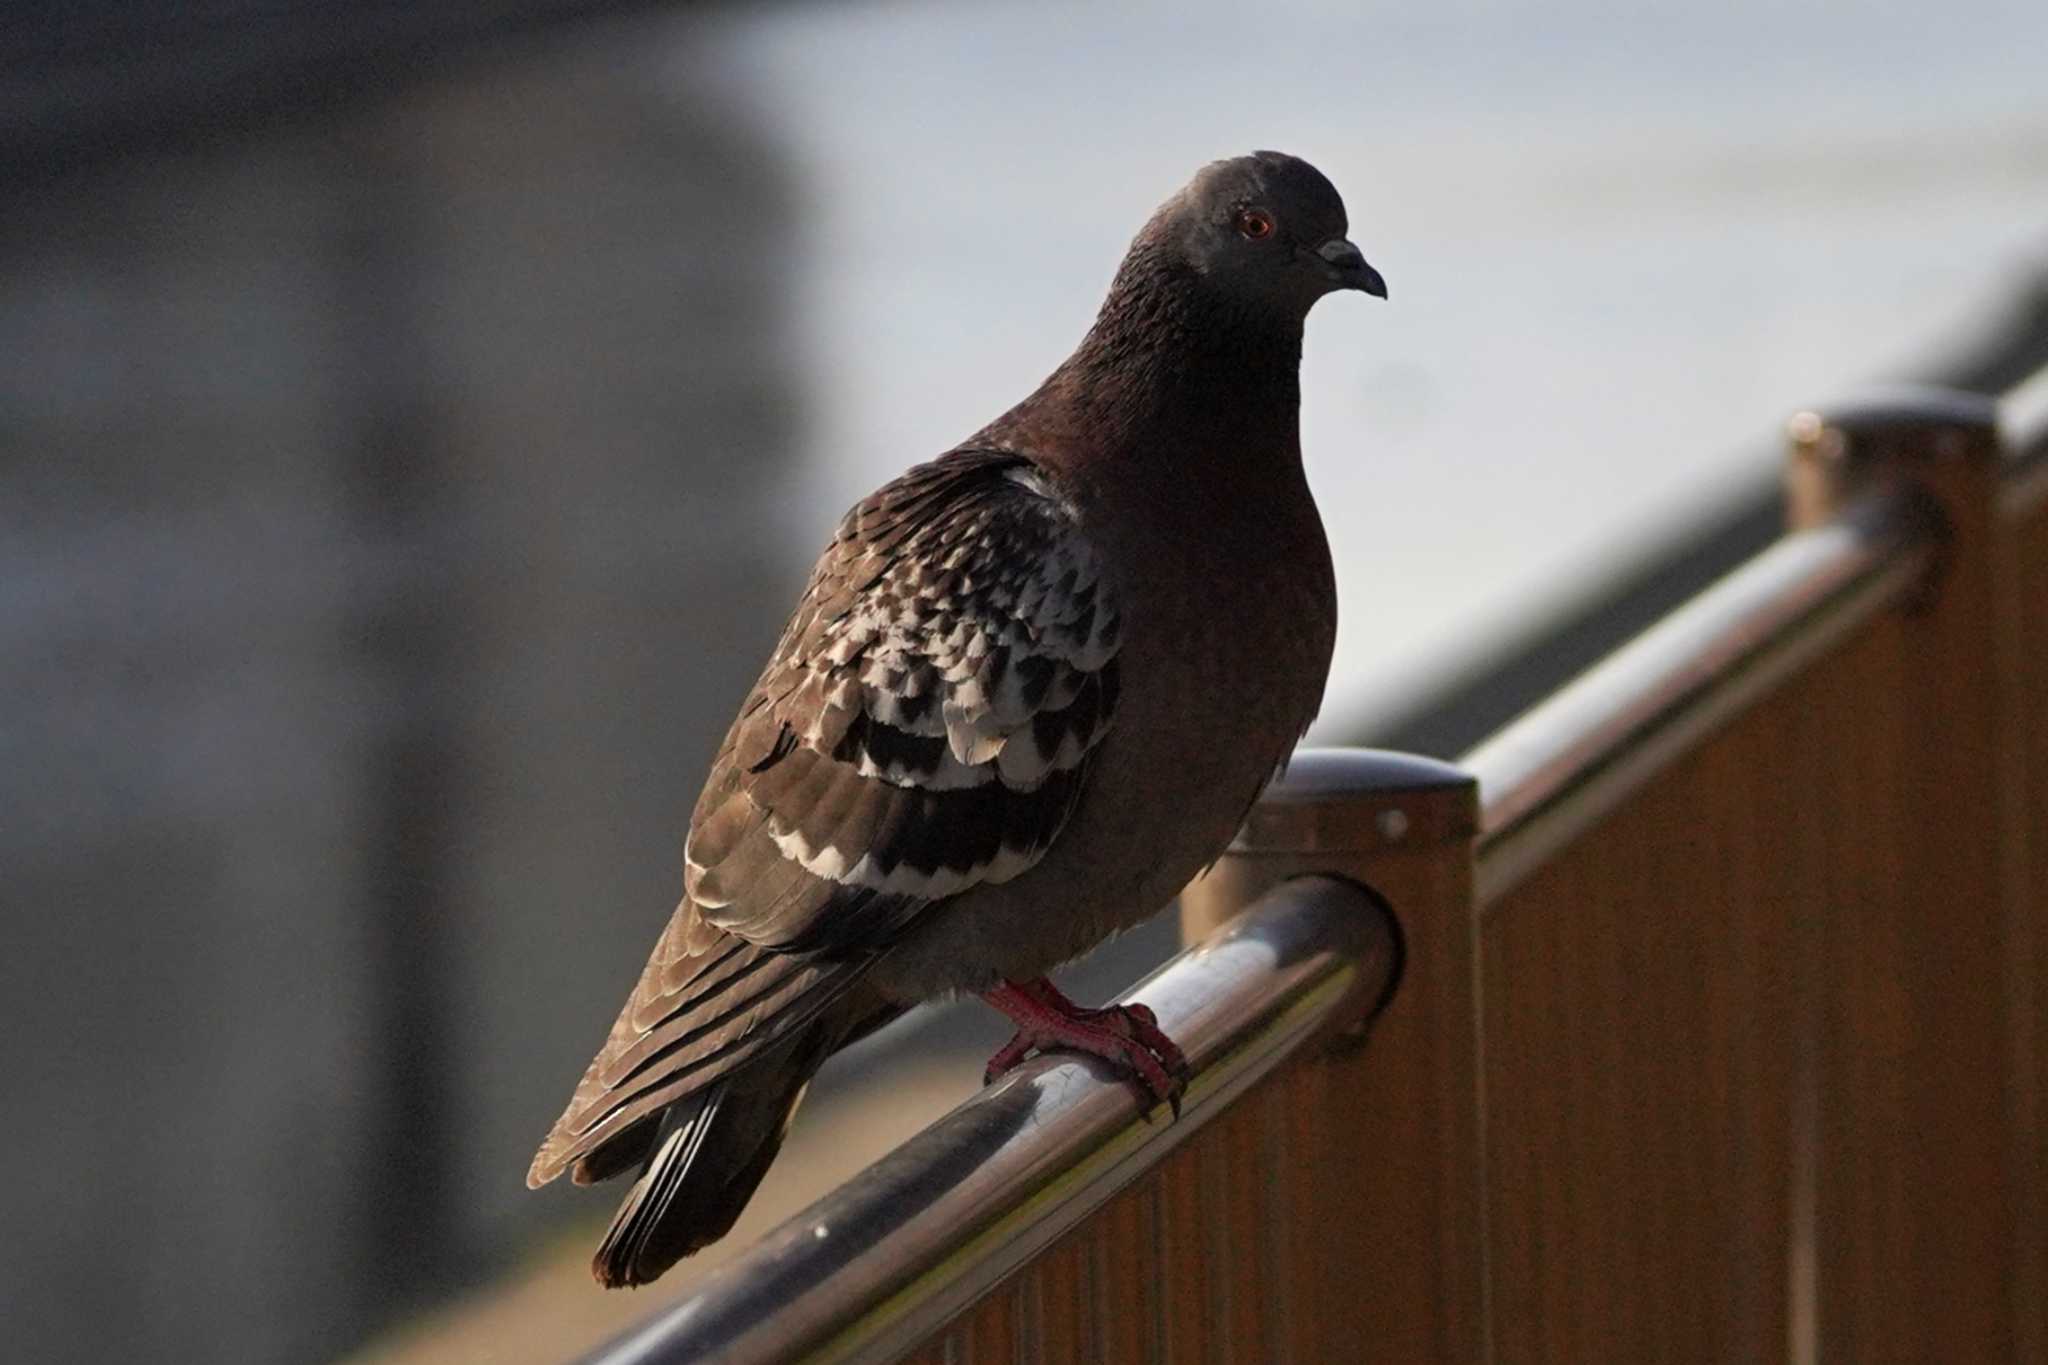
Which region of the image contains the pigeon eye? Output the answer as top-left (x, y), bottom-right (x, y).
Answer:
top-left (1235, 208), bottom-right (1275, 240)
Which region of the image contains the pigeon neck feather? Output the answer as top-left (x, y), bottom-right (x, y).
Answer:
top-left (981, 236), bottom-right (1308, 480)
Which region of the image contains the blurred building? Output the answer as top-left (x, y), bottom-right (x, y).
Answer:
top-left (1, 9), bottom-right (806, 1361)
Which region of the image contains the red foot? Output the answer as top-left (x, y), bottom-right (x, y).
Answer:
top-left (979, 977), bottom-right (1190, 1116)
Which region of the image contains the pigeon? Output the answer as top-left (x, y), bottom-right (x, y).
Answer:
top-left (527, 150), bottom-right (1385, 1288)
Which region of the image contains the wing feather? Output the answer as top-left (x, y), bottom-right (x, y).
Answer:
top-left (529, 450), bottom-right (1122, 1188)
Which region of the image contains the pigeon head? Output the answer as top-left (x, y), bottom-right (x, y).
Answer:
top-left (989, 150), bottom-right (1384, 455)
top-left (1156, 151), bottom-right (1386, 315)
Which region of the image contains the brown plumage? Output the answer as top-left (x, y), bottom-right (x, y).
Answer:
top-left (529, 150), bottom-right (1385, 1288)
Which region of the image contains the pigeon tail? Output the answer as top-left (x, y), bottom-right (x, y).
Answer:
top-left (590, 1055), bottom-right (816, 1288)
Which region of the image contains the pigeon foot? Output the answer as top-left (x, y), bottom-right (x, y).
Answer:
top-left (979, 977), bottom-right (1189, 1116)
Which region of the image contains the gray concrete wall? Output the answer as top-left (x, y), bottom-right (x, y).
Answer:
top-left (0, 17), bottom-right (802, 1363)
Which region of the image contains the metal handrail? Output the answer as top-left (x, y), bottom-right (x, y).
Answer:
top-left (1461, 488), bottom-right (1931, 905)
top-left (572, 363), bottom-right (2048, 1363)
top-left (579, 875), bottom-right (1398, 1365)
top-left (570, 485), bottom-right (1939, 1365)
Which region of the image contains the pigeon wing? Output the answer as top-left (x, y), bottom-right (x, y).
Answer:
top-left (528, 450), bottom-right (1122, 1187)
top-left (689, 449), bottom-right (1123, 943)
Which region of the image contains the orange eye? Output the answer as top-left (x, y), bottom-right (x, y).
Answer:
top-left (1235, 207), bottom-right (1275, 240)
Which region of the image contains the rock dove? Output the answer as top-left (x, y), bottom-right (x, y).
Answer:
top-left (527, 150), bottom-right (1385, 1288)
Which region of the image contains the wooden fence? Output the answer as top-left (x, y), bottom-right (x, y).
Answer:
top-left (581, 370), bottom-right (2048, 1363)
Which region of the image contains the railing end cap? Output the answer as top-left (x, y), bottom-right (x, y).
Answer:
top-left (1273, 748), bottom-right (1476, 800)
top-left (1231, 749), bottom-right (1478, 855)
top-left (1789, 385), bottom-right (2000, 456)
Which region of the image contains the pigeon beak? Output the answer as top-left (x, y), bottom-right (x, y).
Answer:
top-left (1316, 238), bottom-right (1388, 298)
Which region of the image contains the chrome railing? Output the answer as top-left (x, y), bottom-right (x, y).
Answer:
top-left (574, 358), bottom-right (2048, 1364)
top-left (581, 875), bottom-right (1398, 1365)
top-left (1463, 487), bottom-right (1931, 905)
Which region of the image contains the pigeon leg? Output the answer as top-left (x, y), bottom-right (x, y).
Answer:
top-left (978, 977), bottom-right (1188, 1114)
top-left (1017, 976), bottom-right (1190, 1080)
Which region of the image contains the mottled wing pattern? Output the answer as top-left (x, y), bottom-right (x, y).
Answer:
top-left (690, 450), bottom-right (1123, 939)
top-left (529, 450), bottom-right (1121, 1188)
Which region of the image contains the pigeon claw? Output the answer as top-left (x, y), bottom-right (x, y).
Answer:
top-left (979, 978), bottom-right (1189, 1118)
